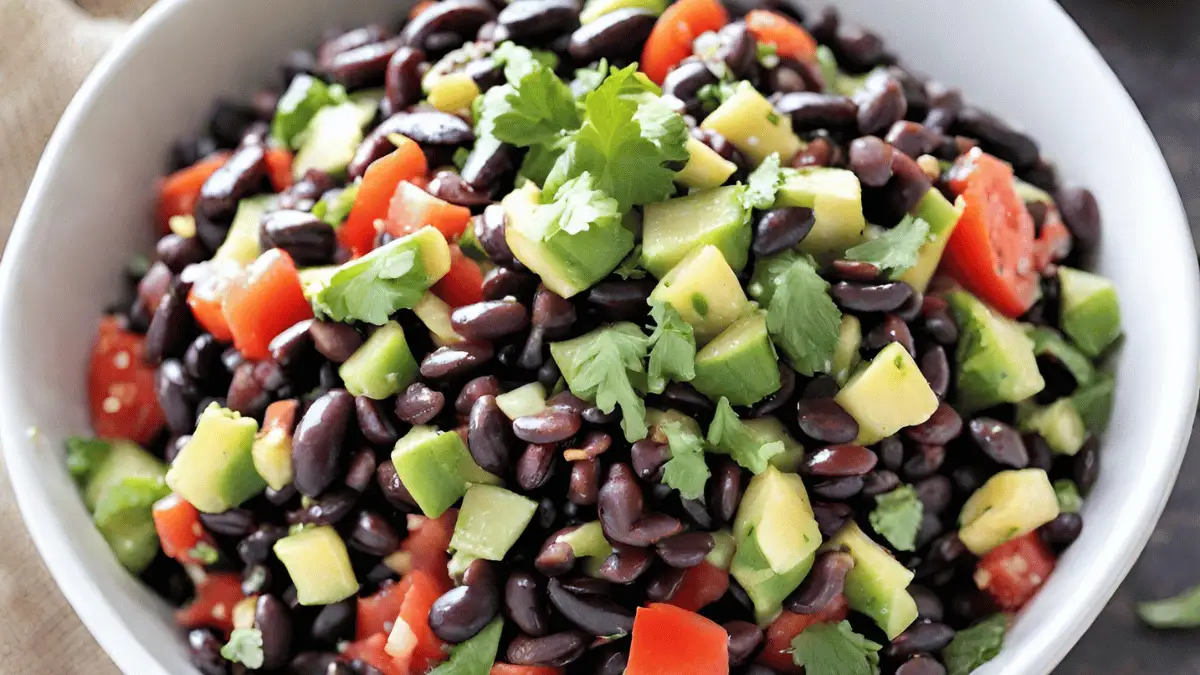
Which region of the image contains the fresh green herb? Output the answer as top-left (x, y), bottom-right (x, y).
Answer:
top-left (943, 614), bottom-right (1007, 675)
top-left (310, 236), bottom-right (430, 324)
top-left (491, 41), bottom-right (559, 83)
top-left (708, 397), bottom-right (785, 474)
top-left (571, 58), bottom-right (609, 98)
top-left (1053, 479), bottom-right (1083, 514)
top-left (614, 245), bottom-right (647, 280)
top-left (427, 618), bottom-right (504, 675)
top-left (188, 542), bottom-right (220, 565)
top-left (65, 436), bottom-right (112, 484)
top-left (479, 64), bottom-right (581, 149)
top-left (529, 172), bottom-right (621, 239)
top-left (760, 254), bottom-right (842, 375)
top-left (311, 182), bottom-right (359, 228)
top-left (815, 45), bottom-right (839, 94)
top-left (1139, 586), bottom-right (1200, 629)
top-left (271, 74), bottom-right (347, 149)
top-left (660, 420), bottom-right (710, 500)
top-left (220, 628), bottom-right (265, 669)
top-left (646, 301), bottom-right (696, 394)
top-left (843, 215), bottom-right (931, 277)
top-left (552, 324), bottom-right (650, 442)
top-left (517, 139), bottom-right (570, 187)
top-left (696, 81), bottom-right (737, 113)
top-left (742, 152), bottom-right (785, 211)
top-left (868, 484), bottom-right (924, 552)
top-left (452, 147), bottom-right (471, 170)
top-left (789, 620), bottom-right (881, 675)
top-left (756, 42), bottom-right (780, 68)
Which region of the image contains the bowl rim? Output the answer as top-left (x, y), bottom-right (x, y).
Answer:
top-left (0, 0), bottom-right (1196, 674)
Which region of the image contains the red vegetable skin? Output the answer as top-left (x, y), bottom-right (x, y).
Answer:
top-left (400, 510), bottom-right (457, 591)
top-left (974, 531), bottom-right (1056, 611)
top-left (156, 153), bottom-right (229, 233)
top-left (641, 0), bottom-right (730, 84)
top-left (343, 632), bottom-right (410, 675)
top-left (358, 578), bottom-right (413, 640)
top-left (431, 245), bottom-right (485, 308)
top-left (491, 665), bottom-right (565, 675)
top-left (340, 136), bottom-right (429, 257)
top-left (627, 603), bottom-right (730, 675)
top-left (88, 315), bottom-right (165, 445)
top-left (940, 150), bottom-right (1039, 318)
top-left (398, 570), bottom-right (451, 672)
top-left (187, 260), bottom-right (241, 342)
top-left (175, 573), bottom-right (244, 636)
top-left (386, 181), bottom-right (472, 241)
top-left (221, 249), bottom-right (313, 360)
top-left (152, 493), bottom-right (216, 565)
top-left (665, 560), bottom-right (729, 612)
top-left (264, 147), bottom-right (295, 192)
top-left (756, 595), bottom-right (850, 674)
top-left (1033, 210), bottom-right (1072, 271)
top-left (744, 10), bottom-right (817, 62)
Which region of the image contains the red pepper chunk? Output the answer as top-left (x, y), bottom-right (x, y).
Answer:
top-left (175, 573), bottom-right (244, 636)
top-left (152, 493), bottom-right (216, 565)
top-left (386, 181), bottom-right (472, 241)
top-left (641, 0), bottom-right (729, 84)
top-left (357, 578), bottom-right (412, 640)
top-left (88, 316), bottom-right (165, 445)
top-left (627, 603), bottom-right (729, 675)
top-left (431, 245), bottom-right (485, 308)
top-left (756, 595), bottom-right (850, 674)
top-left (974, 532), bottom-right (1056, 611)
top-left (342, 632), bottom-right (409, 675)
top-left (221, 249), bottom-right (312, 360)
top-left (745, 10), bottom-right (817, 62)
top-left (665, 560), bottom-right (729, 612)
top-left (340, 137), bottom-right (429, 257)
top-left (156, 153), bottom-right (230, 233)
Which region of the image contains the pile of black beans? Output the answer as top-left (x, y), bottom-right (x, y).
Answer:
top-left (120, 2), bottom-right (1105, 674)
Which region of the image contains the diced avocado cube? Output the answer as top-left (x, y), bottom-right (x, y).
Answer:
top-left (831, 314), bottom-right (863, 387)
top-left (298, 265), bottom-right (337, 303)
top-left (413, 292), bottom-right (465, 345)
top-left (649, 245), bottom-right (750, 344)
top-left (897, 189), bottom-right (963, 293)
top-left (273, 526), bottom-right (359, 605)
top-left (958, 468), bottom-right (1060, 555)
top-left (733, 466), bottom-right (820, 574)
top-left (1020, 398), bottom-right (1088, 456)
top-left (340, 322), bottom-right (418, 400)
top-left (642, 186), bottom-right (751, 278)
top-left (93, 475), bottom-right (171, 574)
top-left (691, 311), bottom-right (781, 406)
top-left (774, 167), bottom-right (867, 259)
top-left (292, 101), bottom-right (368, 180)
top-left (1027, 325), bottom-right (1096, 387)
top-left (707, 529), bottom-right (737, 570)
top-left (700, 82), bottom-right (803, 165)
top-left (835, 342), bottom-right (938, 445)
top-left (450, 484), bottom-right (538, 560)
top-left (272, 74), bottom-right (340, 149)
top-left (166, 403), bottom-right (264, 513)
top-left (313, 183), bottom-right (359, 228)
top-left (252, 425), bottom-right (294, 491)
top-left (580, 0), bottom-right (666, 23)
top-left (503, 183), bottom-right (634, 298)
top-left (646, 408), bottom-right (703, 437)
top-left (427, 72), bottom-right (480, 113)
top-left (213, 195), bottom-right (272, 266)
top-left (1072, 372), bottom-right (1115, 433)
top-left (1058, 266), bottom-right (1122, 357)
top-left (731, 536), bottom-right (814, 625)
top-left (826, 521), bottom-right (918, 639)
top-left (948, 291), bottom-right (1046, 412)
top-left (559, 521), bottom-right (613, 559)
top-left (675, 136), bottom-right (739, 190)
top-left (495, 382), bottom-right (548, 419)
top-left (743, 418), bottom-right (805, 473)
top-left (391, 426), bottom-right (499, 518)
top-left (69, 438), bottom-right (167, 513)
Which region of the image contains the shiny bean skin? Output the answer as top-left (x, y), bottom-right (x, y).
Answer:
top-left (568, 459), bottom-right (600, 506)
top-left (252, 594), bottom-right (292, 669)
top-left (568, 8), bottom-right (655, 63)
top-left (923, 83), bottom-right (963, 135)
top-left (197, 143), bottom-right (266, 218)
top-left (506, 631), bottom-right (589, 667)
top-left (920, 345), bottom-right (950, 399)
top-left (348, 510), bottom-right (402, 556)
top-left (903, 444), bottom-right (946, 480)
top-left (829, 259), bottom-right (882, 282)
top-left (157, 359), bottom-right (199, 434)
top-left (830, 280), bottom-right (913, 312)
top-left (469, 395), bottom-right (515, 475)
top-left (885, 621), bottom-right (956, 659)
top-left (598, 463), bottom-right (683, 546)
top-left (753, 207), bottom-right (815, 256)
top-left (421, 342), bottom-right (494, 378)
top-left (456, 375), bottom-right (503, 415)
top-left (1040, 512), bottom-right (1083, 548)
top-left (394, 383), bottom-right (446, 425)
top-left (351, 112), bottom-right (474, 178)
top-left (865, 313), bottom-right (915, 356)
top-left (268, 319), bottom-right (314, 369)
top-left (289, 652), bottom-right (347, 675)
top-left (861, 469), bottom-right (900, 496)
top-left (513, 408), bottom-right (581, 444)
top-left (547, 578), bottom-right (635, 636)
top-left (199, 508), bottom-right (256, 537)
top-left (656, 532), bottom-right (714, 568)
top-left (343, 447), bottom-right (378, 493)
top-left (376, 459), bottom-right (418, 508)
top-left (811, 501), bottom-right (854, 538)
top-left (482, 267), bottom-right (533, 302)
top-left (908, 584), bottom-right (944, 621)
top-left (791, 135), bottom-right (834, 168)
top-left (796, 398), bottom-right (859, 444)
top-left (724, 621), bottom-right (763, 666)
top-left (238, 524), bottom-right (287, 565)
top-left (855, 74), bottom-right (907, 135)
top-left (506, 570), bottom-right (552, 637)
top-left (587, 280), bottom-right (656, 322)
top-left (451, 300), bottom-right (530, 340)
top-left (462, 141), bottom-right (514, 193)
top-left (498, 0), bottom-right (579, 39)
top-left (308, 599), bottom-right (355, 645)
top-left (802, 444), bottom-right (877, 477)
top-left (156, 234), bottom-right (208, 273)
top-left (430, 560), bottom-right (501, 643)
top-left (691, 128), bottom-right (749, 171)
top-left (401, 0), bottom-right (496, 50)
top-left (717, 22), bottom-right (757, 80)
top-left (662, 60), bottom-right (718, 117)
top-left (144, 280), bottom-right (196, 365)
top-left (886, 120), bottom-right (942, 158)
top-left (532, 285), bottom-right (576, 331)
top-left (309, 320), bottom-right (364, 363)
top-left (186, 628), bottom-right (228, 675)
top-left (887, 150), bottom-right (936, 216)
top-left (137, 261), bottom-right (171, 313)
top-left (292, 389), bottom-right (355, 496)
top-left (226, 361), bottom-right (269, 417)
top-left (896, 655), bottom-right (948, 675)
top-left (644, 565), bottom-right (687, 602)
top-left (904, 402), bottom-right (963, 445)
top-left (516, 443), bottom-right (558, 490)
top-left (848, 135), bottom-right (894, 188)
top-left (595, 543), bottom-right (654, 584)
top-left (631, 439), bottom-right (670, 481)
top-left (810, 476), bottom-right (864, 500)
top-left (383, 46), bottom-right (425, 116)
top-left (286, 487), bottom-right (358, 526)
top-left (1075, 437), bottom-right (1100, 493)
top-left (968, 417), bottom-right (1029, 468)
top-left (877, 435), bottom-right (904, 470)
top-left (707, 459), bottom-right (742, 526)
top-left (352, 396), bottom-right (397, 447)
top-left (915, 475), bottom-right (952, 515)
top-left (953, 106), bottom-right (1039, 171)
top-left (786, 551), bottom-right (854, 614)
top-left (426, 170), bottom-right (492, 207)
top-left (775, 92), bottom-right (858, 132)
top-left (1056, 186), bottom-right (1101, 255)
top-left (260, 209), bottom-right (336, 265)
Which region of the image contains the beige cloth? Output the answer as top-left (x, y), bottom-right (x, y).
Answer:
top-left (0, 1), bottom-right (153, 672)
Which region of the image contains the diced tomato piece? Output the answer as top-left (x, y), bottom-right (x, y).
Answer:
top-left (665, 560), bottom-right (729, 612)
top-left (358, 578), bottom-right (413, 640)
top-left (431, 245), bottom-right (484, 308)
top-left (340, 137), bottom-right (429, 257)
top-left (186, 260), bottom-right (241, 342)
top-left (627, 603), bottom-right (729, 675)
top-left (757, 596), bottom-right (850, 674)
top-left (975, 532), bottom-right (1056, 611)
top-left (88, 315), bottom-right (165, 445)
top-left (641, 0), bottom-right (730, 84)
top-left (157, 153), bottom-right (230, 233)
top-left (221, 249), bottom-right (313, 360)
top-left (401, 510), bottom-right (458, 591)
top-left (398, 570), bottom-right (451, 672)
top-left (1033, 210), bottom-right (1072, 271)
top-left (491, 665), bottom-right (564, 675)
top-left (175, 572), bottom-right (244, 636)
top-left (940, 150), bottom-right (1039, 317)
top-left (264, 148), bottom-right (295, 192)
top-left (152, 493), bottom-right (216, 565)
top-left (386, 182), bottom-right (472, 241)
top-left (745, 10), bottom-right (817, 62)
top-left (343, 633), bottom-right (410, 675)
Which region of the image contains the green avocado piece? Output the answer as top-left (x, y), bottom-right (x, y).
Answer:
top-left (742, 418), bottom-right (805, 473)
top-left (68, 438), bottom-right (167, 513)
top-left (649, 245), bottom-right (750, 344)
top-left (339, 322), bottom-right (418, 400)
top-left (312, 183), bottom-right (359, 229)
top-left (413, 292), bottom-right (466, 346)
top-left (390, 426), bottom-right (500, 518)
top-left (1058, 266), bottom-right (1122, 357)
top-left (1072, 371), bottom-right (1115, 433)
top-left (675, 136), bottom-right (739, 190)
top-left (450, 484), bottom-right (538, 561)
top-left (580, 0), bottom-right (667, 23)
top-left (559, 521), bottom-right (613, 559)
top-left (273, 526), bottom-right (359, 605)
top-left (835, 342), bottom-right (939, 445)
top-left (166, 403), bottom-right (264, 513)
top-left (252, 424), bottom-right (294, 492)
top-left (691, 311), bottom-right (781, 406)
top-left (642, 185), bottom-right (751, 278)
top-left (213, 195), bottom-right (272, 266)
top-left (292, 101), bottom-right (371, 180)
top-left (958, 468), bottom-right (1060, 555)
top-left (707, 529), bottom-right (737, 570)
top-left (731, 536), bottom-right (815, 625)
top-left (1027, 325), bottom-right (1096, 387)
top-left (1020, 398), bottom-right (1088, 456)
top-left (826, 521), bottom-right (918, 639)
top-left (947, 290), bottom-right (1045, 412)
top-left (700, 82), bottom-right (803, 165)
top-left (93, 475), bottom-right (170, 573)
top-left (897, 189), bottom-right (963, 293)
top-left (733, 466), bottom-right (820, 573)
top-left (773, 167), bottom-right (867, 259)
top-left (503, 183), bottom-right (634, 298)
top-left (272, 74), bottom-right (342, 149)
top-left (495, 382), bottom-right (548, 419)
top-left (831, 314), bottom-right (863, 386)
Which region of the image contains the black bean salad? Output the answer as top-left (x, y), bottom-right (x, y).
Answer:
top-left (69, 1), bottom-right (1122, 674)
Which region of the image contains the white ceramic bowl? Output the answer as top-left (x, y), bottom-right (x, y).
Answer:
top-left (2, 0), bottom-right (1196, 673)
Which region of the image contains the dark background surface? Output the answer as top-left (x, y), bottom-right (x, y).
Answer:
top-left (1054, 0), bottom-right (1200, 672)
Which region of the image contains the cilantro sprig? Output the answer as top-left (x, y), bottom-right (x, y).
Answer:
top-left (868, 484), bottom-right (924, 552)
top-left (221, 628), bottom-right (265, 669)
top-left (752, 253), bottom-right (843, 376)
top-left (660, 420), bottom-right (710, 500)
top-left (789, 620), bottom-right (881, 675)
top-left (427, 618), bottom-right (504, 675)
top-left (310, 234), bottom-right (431, 324)
top-left (646, 301), bottom-right (696, 394)
top-left (708, 397), bottom-right (784, 474)
top-left (742, 152), bottom-right (785, 211)
top-left (843, 215), bottom-right (931, 278)
top-left (943, 614), bottom-right (1008, 675)
top-left (550, 323), bottom-right (650, 442)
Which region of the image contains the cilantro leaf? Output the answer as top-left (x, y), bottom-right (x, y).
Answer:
top-left (843, 215), bottom-right (931, 278)
top-left (630, 93), bottom-right (691, 164)
top-left (311, 234), bottom-right (431, 324)
top-left (742, 152), bottom-right (785, 211)
top-left (707, 397), bottom-right (785, 474)
top-left (491, 41), bottom-right (559, 83)
top-left (427, 618), bottom-right (504, 675)
top-left (66, 436), bottom-right (112, 485)
top-left (697, 81), bottom-right (737, 113)
top-left (530, 172), bottom-right (621, 239)
top-left (647, 301), bottom-right (696, 394)
top-left (312, 182), bottom-right (359, 228)
top-left (478, 63), bottom-right (579, 149)
top-left (943, 614), bottom-right (1007, 675)
top-left (1054, 479), bottom-right (1083, 514)
top-left (571, 58), bottom-right (609, 98)
top-left (762, 254), bottom-right (842, 375)
top-left (660, 420), bottom-right (710, 500)
top-left (1139, 586), bottom-right (1200, 629)
top-left (868, 484), bottom-right (924, 552)
top-left (790, 620), bottom-right (881, 675)
top-left (518, 139), bottom-right (569, 187)
top-left (551, 323), bottom-right (650, 442)
top-left (220, 628), bottom-right (265, 669)
top-left (614, 245), bottom-right (647, 280)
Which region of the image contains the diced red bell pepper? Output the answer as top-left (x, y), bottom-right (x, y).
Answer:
top-left (340, 137), bottom-right (429, 257)
top-left (745, 10), bottom-right (817, 62)
top-left (175, 572), bottom-right (245, 636)
top-left (386, 181), bottom-right (472, 242)
top-left (974, 531), bottom-right (1056, 611)
top-left (431, 245), bottom-right (485, 308)
top-left (627, 603), bottom-right (729, 675)
top-left (358, 578), bottom-right (413, 640)
top-left (401, 510), bottom-right (458, 592)
top-left (1033, 210), bottom-right (1072, 271)
top-left (157, 153), bottom-right (230, 233)
top-left (264, 147), bottom-right (295, 192)
top-left (397, 570), bottom-right (451, 672)
top-left (152, 493), bottom-right (216, 565)
top-left (665, 560), bottom-right (729, 612)
top-left (221, 249), bottom-right (313, 360)
top-left (940, 150), bottom-right (1039, 318)
top-left (641, 0), bottom-right (730, 84)
top-left (186, 260), bottom-right (241, 342)
top-left (491, 665), bottom-right (564, 675)
top-left (757, 595), bottom-right (850, 674)
top-left (88, 315), bottom-right (165, 445)
top-left (343, 632), bottom-right (409, 675)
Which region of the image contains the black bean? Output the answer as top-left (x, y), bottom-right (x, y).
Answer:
top-left (662, 60), bottom-right (718, 117)
top-left (469, 205), bottom-right (513, 269)
top-left (1023, 433), bottom-right (1053, 472)
top-left (480, 267), bottom-right (530, 303)
top-left (351, 112), bottom-right (474, 178)
top-left (391, 383), bottom-right (444, 426)
top-left (568, 459), bottom-right (601, 506)
top-left (785, 550), bottom-right (854, 614)
top-left (809, 502), bottom-right (852, 539)
top-left (344, 447), bottom-right (378, 493)
top-left (462, 141), bottom-right (514, 193)
top-left (403, 0), bottom-right (497, 49)
top-left (268, 319), bottom-right (314, 369)
top-left (598, 464), bottom-right (683, 546)
top-left (876, 435), bottom-right (904, 470)
top-left (309, 321), bottom-right (363, 364)
top-left (309, 599), bottom-right (355, 644)
top-left (915, 475), bottom-right (952, 515)
top-left (237, 524), bottom-right (287, 566)
top-left (348, 510), bottom-right (402, 556)
top-left (897, 290), bottom-right (924, 323)
top-left (260, 210), bottom-right (336, 265)
top-left (707, 459), bottom-right (743, 526)
top-left (468, 394), bottom-right (515, 475)
top-left (902, 444), bottom-right (945, 480)
top-left (430, 562), bottom-right (501, 643)
top-left (968, 418), bottom-right (1029, 468)
top-left (829, 259), bottom-right (881, 282)
top-left (919, 345), bottom-right (950, 400)
top-left (199, 508), bottom-right (256, 537)
top-left (630, 439), bottom-right (670, 482)
top-left (862, 469), bottom-right (900, 496)
top-left (318, 25), bottom-right (389, 65)
top-left (921, 294), bottom-right (958, 344)
top-left (1040, 512), bottom-right (1084, 548)
top-left (505, 570), bottom-right (552, 637)
top-left (776, 92), bottom-right (858, 132)
top-left (580, 280), bottom-right (652, 323)
top-left (265, 484), bottom-right (297, 506)
top-left (208, 99), bottom-right (259, 148)
top-left (953, 107), bottom-right (1039, 171)
top-left (908, 584), bottom-right (944, 621)
top-left (896, 655), bottom-right (948, 675)
top-left (855, 74), bottom-right (907, 136)
top-left (507, 631), bottom-right (589, 667)
top-left (724, 620), bottom-right (763, 666)
top-left (546, 578), bottom-right (634, 636)
top-left (692, 128), bottom-right (749, 171)
top-left (810, 476), bottom-right (864, 500)
top-left (865, 313), bottom-right (915, 356)
top-left (831, 280), bottom-right (913, 312)
top-left (498, 0), bottom-right (579, 39)
top-left (427, 170), bottom-right (492, 208)
top-left (568, 8), bottom-right (655, 62)
top-left (351, 396), bottom-right (397, 447)
top-left (510, 443), bottom-right (554, 491)
top-left (886, 120), bottom-right (941, 158)
top-left (383, 46), bottom-right (425, 116)
top-left (251, 594), bottom-right (292, 670)
top-left (292, 389), bottom-right (354, 496)
top-left (885, 621), bottom-right (955, 659)
top-left (752, 207), bottom-right (815, 256)
top-left (514, 409), bottom-right (581, 444)
top-left (135, 260), bottom-right (172, 313)
top-left (186, 628), bottom-right (228, 675)
top-left (595, 543), bottom-right (654, 584)
top-left (144, 280), bottom-right (196, 365)
top-left (532, 286), bottom-right (575, 332)
top-left (197, 143), bottom-right (266, 219)
top-left (1075, 436), bottom-right (1101, 494)
top-left (905, 402), bottom-right (963, 445)
top-left (456, 375), bottom-right (503, 415)
top-left (376, 459), bottom-right (418, 508)
top-left (870, 150), bottom-right (934, 226)
top-left (847, 136), bottom-right (895, 187)
top-left (289, 652), bottom-right (345, 675)
top-left (656, 532), bottom-right (715, 568)
top-left (802, 444), bottom-right (877, 477)
top-left (922, 82), bottom-right (963, 135)
top-left (644, 566), bottom-right (687, 603)
top-left (156, 359), bottom-right (199, 434)
top-left (794, 398), bottom-right (858, 445)
top-left (287, 487), bottom-right (358, 526)
top-left (834, 22), bottom-right (888, 72)
top-left (326, 36), bottom-right (403, 89)
top-left (1056, 186), bottom-right (1101, 255)
top-left (421, 342), bottom-right (494, 378)
top-left (451, 300), bottom-right (530, 341)
top-left (156, 234), bottom-right (208, 273)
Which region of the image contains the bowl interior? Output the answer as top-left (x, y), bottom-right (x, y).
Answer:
top-left (1, 0), bottom-right (1195, 674)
